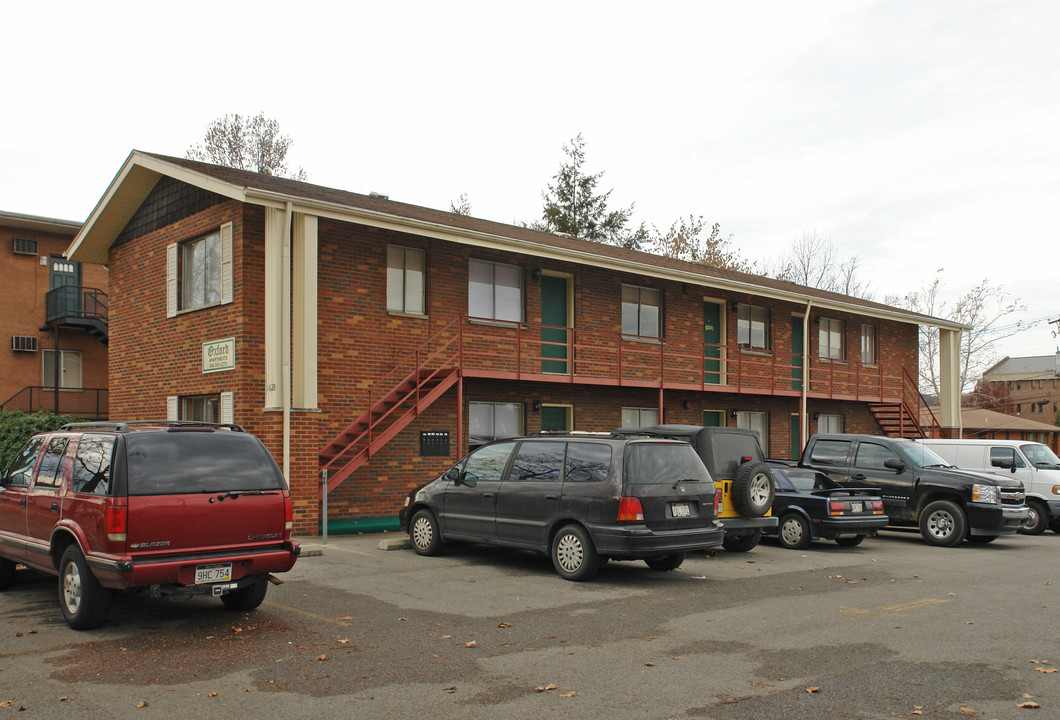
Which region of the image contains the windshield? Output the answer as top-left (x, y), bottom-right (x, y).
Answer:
top-left (125, 431), bottom-right (286, 495)
top-left (900, 443), bottom-right (951, 468)
top-left (1021, 443), bottom-right (1060, 468)
top-left (624, 443), bottom-right (711, 485)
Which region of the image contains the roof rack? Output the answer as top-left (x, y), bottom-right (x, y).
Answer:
top-left (58, 420), bottom-right (246, 433)
top-left (533, 430), bottom-right (614, 437)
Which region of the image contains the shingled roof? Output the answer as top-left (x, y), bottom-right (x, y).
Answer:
top-left (983, 354), bottom-right (1060, 380)
top-left (68, 150), bottom-right (967, 331)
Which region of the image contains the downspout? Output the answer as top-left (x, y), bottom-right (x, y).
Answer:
top-left (282, 202), bottom-right (293, 481)
top-left (801, 301), bottom-right (812, 451)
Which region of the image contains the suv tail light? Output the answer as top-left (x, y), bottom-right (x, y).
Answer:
top-left (284, 495), bottom-right (294, 540)
top-left (714, 492), bottom-right (720, 516)
top-left (617, 497), bottom-right (644, 522)
top-left (106, 505), bottom-right (127, 543)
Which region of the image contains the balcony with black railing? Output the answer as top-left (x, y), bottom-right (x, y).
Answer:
top-left (44, 286), bottom-right (108, 344)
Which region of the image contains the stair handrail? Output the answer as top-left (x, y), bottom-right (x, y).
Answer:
top-left (901, 367), bottom-right (941, 437)
top-left (325, 315), bottom-right (464, 431)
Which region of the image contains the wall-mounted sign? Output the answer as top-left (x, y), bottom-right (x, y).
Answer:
top-left (202, 337), bottom-right (236, 374)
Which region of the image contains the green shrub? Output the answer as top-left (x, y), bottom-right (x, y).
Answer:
top-left (0, 411), bottom-right (80, 472)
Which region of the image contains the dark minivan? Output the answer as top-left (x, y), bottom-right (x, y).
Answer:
top-left (400, 433), bottom-right (724, 581)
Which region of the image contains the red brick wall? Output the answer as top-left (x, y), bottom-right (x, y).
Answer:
top-left (0, 222), bottom-right (109, 413)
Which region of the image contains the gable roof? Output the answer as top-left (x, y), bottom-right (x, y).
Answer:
top-left (67, 150), bottom-right (967, 331)
top-left (983, 354), bottom-right (1060, 380)
top-left (925, 406), bottom-right (1059, 434)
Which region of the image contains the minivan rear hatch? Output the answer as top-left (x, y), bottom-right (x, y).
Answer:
top-left (123, 430), bottom-right (289, 556)
top-left (622, 442), bottom-right (715, 531)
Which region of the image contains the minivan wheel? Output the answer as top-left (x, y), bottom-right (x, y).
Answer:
top-left (409, 509), bottom-right (443, 556)
top-left (722, 530), bottom-right (763, 552)
top-left (731, 462), bottom-right (775, 517)
top-left (919, 500), bottom-right (967, 547)
top-left (1020, 501), bottom-right (1048, 536)
top-left (551, 524), bottom-right (599, 581)
top-left (644, 553), bottom-right (685, 571)
top-left (778, 514), bottom-right (812, 550)
top-left (221, 575), bottom-right (269, 611)
top-left (59, 546), bottom-right (111, 630)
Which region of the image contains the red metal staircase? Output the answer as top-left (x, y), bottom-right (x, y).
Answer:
top-left (867, 369), bottom-right (942, 439)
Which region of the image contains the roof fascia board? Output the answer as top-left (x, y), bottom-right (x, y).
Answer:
top-left (244, 187), bottom-right (968, 332)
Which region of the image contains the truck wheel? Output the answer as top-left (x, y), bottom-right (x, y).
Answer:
top-left (551, 524), bottom-right (600, 581)
top-left (59, 546), bottom-right (112, 630)
top-left (722, 530), bottom-right (763, 552)
top-left (644, 553), bottom-right (685, 571)
top-left (1020, 501), bottom-right (1048, 536)
top-left (918, 500), bottom-right (967, 547)
top-left (0, 558), bottom-right (15, 589)
top-left (1051, 517), bottom-right (1060, 535)
top-left (731, 462), bottom-right (775, 517)
top-left (221, 575), bottom-right (269, 611)
top-left (778, 514), bottom-right (812, 550)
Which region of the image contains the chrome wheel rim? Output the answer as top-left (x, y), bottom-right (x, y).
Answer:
top-left (750, 473), bottom-right (772, 506)
top-left (62, 560), bottom-right (82, 614)
top-left (411, 516), bottom-right (433, 550)
top-left (555, 533), bottom-right (584, 573)
top-left (780, 518), bottom-right (804, 546)
top-left (1027, 506), bottom-right (1040, 531)
top-left (927, 510), bottom-right (954, 538)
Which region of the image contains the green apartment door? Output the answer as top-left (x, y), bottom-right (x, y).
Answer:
top-left (48, 256), bottom-right (81, 320)
top-left (791, 316), bottom-right (804, 391)
top-left (541, 275), bottom-right (570, 374)
top-left (703, 302), bottom-right (722, 384)
top-left (541, 405), bottom-right (570, 431)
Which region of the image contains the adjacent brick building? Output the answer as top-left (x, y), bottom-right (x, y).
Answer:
top-left (978, 354), bottom-right (1060, 428)
top-left (0, 210), bottom-right (108, 418)
top-left (66, 152), bottom-right (967, 534)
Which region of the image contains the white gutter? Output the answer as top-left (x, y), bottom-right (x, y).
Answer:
top-left (282, 201), bottom-right (293, 480)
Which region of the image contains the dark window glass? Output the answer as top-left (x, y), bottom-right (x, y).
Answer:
top-left (35, 437), bottom-right (69, 488)
top-left (624, 443), bottom-right (710, 485)
top-left (71, 434), bottom-right (116, 495)
top-left (565, 443), bottom-right (612, 483)
top-left (509, 442), bottom-right (565, 482)
top-left (809, 439), bottom-right (850, 466)
top-left (771, 469), bottom-right (796, 491)
top-left (462, 442), bottom-right (516, 484)
top-left (854, 442), bottom-right (895, 471)
top-left (4, 437), bottom-right (44, 487)
top-left (125, 432), bottom-right (285, 495)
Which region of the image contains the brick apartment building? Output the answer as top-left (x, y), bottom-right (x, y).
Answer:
top-left (66, 152), bottom-right (967, 534)
top-left (979, 354), bottom-right (1060, 426)
top-left (0, 211), bottom-right (108, 418)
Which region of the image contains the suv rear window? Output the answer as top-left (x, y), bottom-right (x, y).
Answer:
top-left (125, 432), bottom-right (285, 495)
top-left (624, 443), bottom-right (710, 485)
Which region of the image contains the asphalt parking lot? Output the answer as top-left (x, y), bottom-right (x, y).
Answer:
top-left (0, 529), bottom-right (1057, 719)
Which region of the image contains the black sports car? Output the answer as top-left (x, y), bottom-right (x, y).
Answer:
top-left (766, 462), bottom-right (889, 549)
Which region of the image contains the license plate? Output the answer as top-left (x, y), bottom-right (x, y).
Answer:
top-left (671, 502), bottom-right (691, 518)
top-left (850, 501), bottom-right (863, 513)
top-left (195, 563), bottom-right (233, 584)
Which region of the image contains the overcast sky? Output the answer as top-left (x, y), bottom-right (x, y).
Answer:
top-left (4, 1), bottom-right (1057, 359)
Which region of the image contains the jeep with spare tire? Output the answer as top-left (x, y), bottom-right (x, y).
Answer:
top-left (612, 425), bottom-right (778, 551)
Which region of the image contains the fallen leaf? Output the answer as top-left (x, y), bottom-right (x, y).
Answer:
top-left (337, 616), bottom-right (353, 621)
top-left (1018, 701), bottom-right (1041, 709)
top-left (959, 707), bottom-right (976, 715)
top-left (208, 693), bottom-right (218, 698)
top-left (0, 701), bottom-right (10, 709)
top-left (912, 712), bottom-right (923, 716)
top-left (1036, 667), bottom-right (1058, 673)
top-left (338, 638), bottom-right (350, 644)
top-left (806, 687), bottom-right (821, 694)
top-left (316, 654), bottom-right (327, 661)
top-left (535, 684), bottom-right (558, 692)
top-left (60, 697), bottom-right (68, 702)
top-left (444, 686), bottom-right (456, 694)
top-left (14, 633), bottom-right (21, 638)
top-left (399, 617), bottom-right (407, 622)
top-left (136, 701), bottom-right (150, 708)
top-left (441, 635), bottom-right (453, 639)
top-left (498, 622), bottom-right (512, 628)
top-left (464, 641), bottom-right (476, 648)
top-left (645, 662), bottom-right (656, 667)
top-left (560, 692), bottom-right (580, 698)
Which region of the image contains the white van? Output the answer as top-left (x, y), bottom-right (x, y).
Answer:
top-left (918, 439), bottom-right (1060, 535)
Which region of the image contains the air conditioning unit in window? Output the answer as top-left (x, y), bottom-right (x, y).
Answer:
top-left (12, 238), bottom-right (38, 255)
top-left (12, 336), bottom-right (38, 352)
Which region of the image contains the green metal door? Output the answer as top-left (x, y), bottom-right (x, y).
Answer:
top-left (702, 410), bottom-right (724, 427)
top-left (48, 256), bottom-right (81, 320)
top-left (790, 414), bottom-right (801, 459)
top-left (791, 316), bottom-right (804, 391)
top-left (541, 405), bottom-right (569, 431)
top-left (703, 302), bottom-right (721, 384)
top-left (541, 275), bottom-right (569, 373)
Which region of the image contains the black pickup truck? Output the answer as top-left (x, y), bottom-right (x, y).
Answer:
top-left (799, 433), bottom-right (1028, 547)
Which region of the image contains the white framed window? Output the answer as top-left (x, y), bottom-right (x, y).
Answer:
top-left (621, 285), bottom-right (661, 338)
top-left (167, 223), bottom-right (233, 317)
top-left (469, 401), bottom-right (523, 446)
top-left (621, 407), bottom-right (658, 428)
top-left (168, 392), bottom-right (234, 424)
top-left (468, 259), bottom-right (523, 322)
top-left (737, 304), bottom-right (769, 349)
top-left (817, 413), bottom-right (844, 433)
top-left (819, 318), bottom-right (844, 360)
top-left (42, 349), bottom-right (82, 389)
top-left (860, 324), bottom-right (876, 364)
top-left (736, 411), bottom-right (769, 448)
top-left (387, 245), bottom-right (425, 314)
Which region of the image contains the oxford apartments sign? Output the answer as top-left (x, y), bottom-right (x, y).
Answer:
top-left (202, 338), bottom-right (235, 374)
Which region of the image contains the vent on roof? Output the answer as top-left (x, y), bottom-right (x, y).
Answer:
top-left (12, 336), bottom-right (38, 352)
top-left (12, 237), bottom-right (38, 255)
top-left (369, 191), bottom-right (389, 200)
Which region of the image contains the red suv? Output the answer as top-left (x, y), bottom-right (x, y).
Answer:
top-left (0, 421), bottom-right (300, 629)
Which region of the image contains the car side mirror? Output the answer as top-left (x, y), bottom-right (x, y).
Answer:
top-left (884, 458), bottom-right (906, 473)
top-left (991, 458), bottom-right (1014, 470)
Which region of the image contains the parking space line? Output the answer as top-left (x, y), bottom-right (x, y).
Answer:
top-left (265, 600), bottom-right (354, 626)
